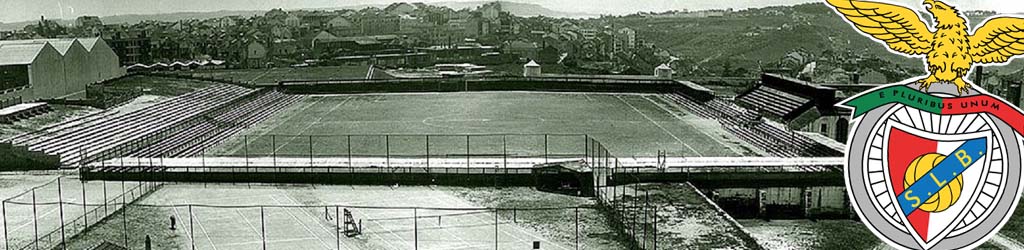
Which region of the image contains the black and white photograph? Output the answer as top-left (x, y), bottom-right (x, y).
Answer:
top-left (2, 0), bottom-right (1024, 249)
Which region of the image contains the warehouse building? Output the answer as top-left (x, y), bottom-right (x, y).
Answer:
top-left (0, 38), bottom-right (122, 107)
top-left (79, 38), bottom-right (123, 82)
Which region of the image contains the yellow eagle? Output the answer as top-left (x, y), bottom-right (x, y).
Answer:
top-left (827, 0), bottom-right (1024, 93)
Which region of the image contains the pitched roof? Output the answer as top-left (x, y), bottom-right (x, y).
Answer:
top-left (0, 43), bottom-right (47, 66)
top-left (78, 38), bottom-right (101, 51)
top-left (0, 38), bottom-right (85, 55)
top-left (312, 31), bottom-right (339, 41)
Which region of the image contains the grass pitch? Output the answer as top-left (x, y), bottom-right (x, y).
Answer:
top-left (211, 92), bottom-right (756, 158)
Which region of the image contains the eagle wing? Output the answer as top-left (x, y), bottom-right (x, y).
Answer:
top-left (826, 0), bottom-right (934, 55)
top-left (970, 17), bottom-right (1024, 64)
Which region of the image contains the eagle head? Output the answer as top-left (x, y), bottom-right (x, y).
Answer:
top-left (923, 0), bottom-right (965, 28)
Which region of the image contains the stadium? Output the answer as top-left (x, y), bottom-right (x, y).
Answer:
top-left (1, 59), bottom-right (1020, 250)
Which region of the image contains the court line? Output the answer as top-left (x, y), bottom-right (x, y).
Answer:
top-left (647, 95), bottom-right (744, 156)
top-left (216, 236), bottom-right (316, 248)
top-left (276, 192), bottom-right (356, 250)
top-left (267, 195), bottom-right (334, 249)
top-left (169, 207), bottom-right (196, 248)
top-left (235, 209), bottom-right (263, 241)
top-left (186, 199), bottom-right (220, 250)
top-left (424, 196), bottom-right (477, 249)
top-left (615, 95), bottom-right (702, 157)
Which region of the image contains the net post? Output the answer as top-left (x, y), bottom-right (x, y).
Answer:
top-left (494, 208), bottom-right (499, 250)
top-left (413, 208), bottom-right (418, 250)
top-left (31, 188), bottom-right (38, 250)
top-left (189, 205), bottom-right (195, 250)
top-left (575, 206), bottom-right (580, 250)
top-left (102, 181), bottom-right (108, 215)
top-left (335, 206), bottom-right (340, 250)
top-left (260, 206), bottom-right (266, 250)
top-left (122, 180), bottom-right (128, 248)
top-left (57, 177), bottom-right (66, 250)
top-left (0, 199), bottom-right (5, 250)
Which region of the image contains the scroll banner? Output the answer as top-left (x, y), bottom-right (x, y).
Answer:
top-left (842, 85), bottom-right (1024, 135)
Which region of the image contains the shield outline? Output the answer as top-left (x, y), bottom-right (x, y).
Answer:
top-left (881, 121), bottom-right (993, 249)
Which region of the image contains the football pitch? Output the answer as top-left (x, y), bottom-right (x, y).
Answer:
top-left (210, 91), bottom-right (756, 158)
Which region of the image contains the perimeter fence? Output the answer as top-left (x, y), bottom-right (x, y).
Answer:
top-left (28, 134), bottom-right (663, 250)
top-left (1, 176), bottom-right (160, 250)
top-left (0, 178), bottom-right (659, 250)
top-left (92, 134), bottom-right (593, 169)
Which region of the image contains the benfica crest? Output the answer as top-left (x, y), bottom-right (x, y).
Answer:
top-left (826, 0), bottom-right (1024, 249)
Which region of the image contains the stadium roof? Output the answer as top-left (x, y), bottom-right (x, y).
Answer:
top-left (0, 43), bottom-right (47, 66)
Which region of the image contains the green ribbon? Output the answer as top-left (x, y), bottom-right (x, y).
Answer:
top-left (841, 85), bottom-right (945, 117)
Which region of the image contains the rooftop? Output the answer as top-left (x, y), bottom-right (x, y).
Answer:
top-left (0, 43), bottom-right (47, 66)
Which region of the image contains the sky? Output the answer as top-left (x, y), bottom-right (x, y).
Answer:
top-left (1, 0), bottom-right (1021, 23)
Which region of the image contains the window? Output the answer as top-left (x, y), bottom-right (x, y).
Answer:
top-left (820, 123), bottom-right (829, 133)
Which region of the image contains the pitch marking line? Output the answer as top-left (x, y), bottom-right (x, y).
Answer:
top-left (615, 95), bottom-right (702, 157)
top-left (272, 96), bottom-right (354, 153)
top-left (648, 95), bottom-right (744, 156)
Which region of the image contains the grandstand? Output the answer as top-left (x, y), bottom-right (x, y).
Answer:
top-left (9, 84), bottom-right (300, 167)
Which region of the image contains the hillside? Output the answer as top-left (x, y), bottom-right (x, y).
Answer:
top-left (433, 1), bottom-right (596, 18)
top-left (620, 3), bottom-right (1024, 81)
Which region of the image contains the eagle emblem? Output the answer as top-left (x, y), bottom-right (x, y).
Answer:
top-left (827, 0), bottom-right (1024, 93)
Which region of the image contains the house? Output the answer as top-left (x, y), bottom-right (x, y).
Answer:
top-left (385, 2), bottom-right (418, 15)
top-left (284, 14), bottom-right (302, 27)
top-left (352, 12), bottom-right (400, 35)
top-left (234, 41), bottom-right (267, 68)
top-left (503, 40), bottom-right (539, 59)
top-left (326, 17), bottom-right (358, 36)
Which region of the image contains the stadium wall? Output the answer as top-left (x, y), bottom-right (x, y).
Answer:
top-left (616, 170), bottom-right (844, 188)
top-left (81, 171), bottom-right (539, 187)
top-left (273, 77), bottom-right (716, 99)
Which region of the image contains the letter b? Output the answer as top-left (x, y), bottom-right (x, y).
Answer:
top-left (955, 150), bottom-right (973, 167)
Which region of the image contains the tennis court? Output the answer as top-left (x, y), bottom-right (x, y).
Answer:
top-left (69, 184), bottom-right (578, 250)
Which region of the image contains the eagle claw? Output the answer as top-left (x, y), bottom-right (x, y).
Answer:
top-left (917, 76), bottom-right (939, 92)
